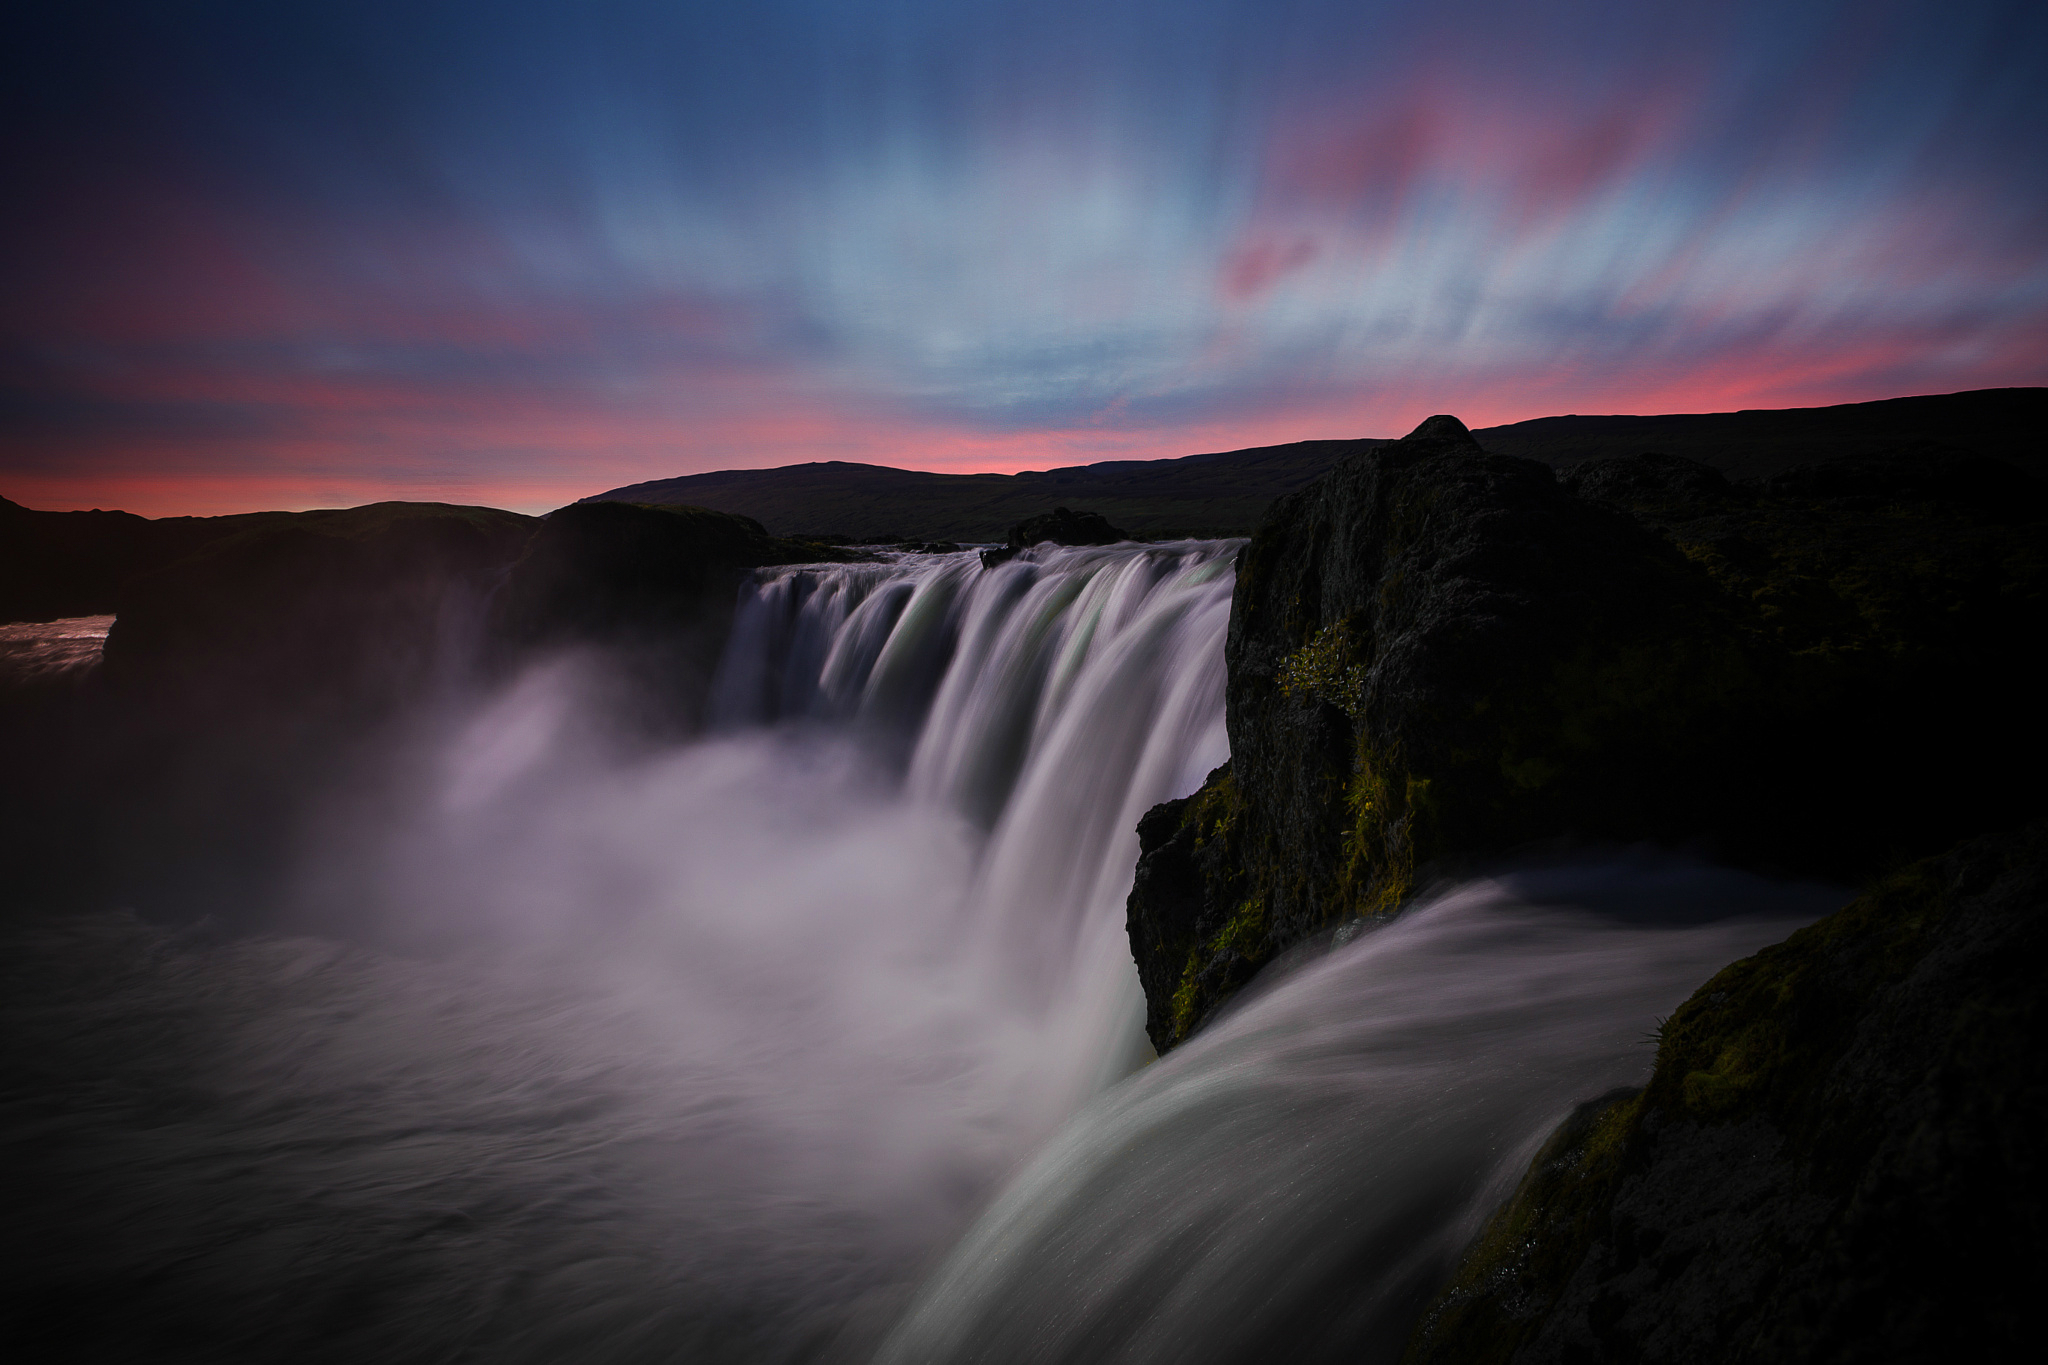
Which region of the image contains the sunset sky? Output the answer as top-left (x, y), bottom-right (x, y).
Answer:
top-left (5, 0), bottom-right (2044, 516)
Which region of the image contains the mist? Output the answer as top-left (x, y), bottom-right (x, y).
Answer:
top-left (4, 543), bottom-right (1240, 1361)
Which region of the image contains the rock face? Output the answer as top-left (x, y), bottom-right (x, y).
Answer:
top-left (105, 501), bottom-right (538, 710)
top-left (489, 501), bottom-right (857, 723)
top-left (1405, 821), bottom-right (2047, 1364)
top-left (1127, 416), bottom-right (2047, 1052)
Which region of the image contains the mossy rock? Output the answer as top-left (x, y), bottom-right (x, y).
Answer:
top-left (1127, 419), bottom-right (2048, 1052)
top-left (1405, 822), bottom-right (2048, 1364)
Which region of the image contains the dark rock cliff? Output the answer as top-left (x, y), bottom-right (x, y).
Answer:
top-left (1127, 416), bottom-right (2047, 1051)
top-left (1124, 415), bottom-right (2048, 1356)
top-left (4, 498), bottom-right (848, 918)
top-left (1, 495), bottom-right (275, 624)
top-left (52, 502), bottom-right (540, 917)
top-left (1405, 821), bottom-right (2046, 1364)
top-left (105, 501), bottom-right (538, 710)
top-left (489, 500), bottom-right (859, 726)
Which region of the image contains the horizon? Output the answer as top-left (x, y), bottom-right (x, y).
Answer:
top-left (4, 382), bottom-right (2040, 519)
top-left (6, 1), bottom-right (2045, 518)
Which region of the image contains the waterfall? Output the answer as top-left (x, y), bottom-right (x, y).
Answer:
top-left (1, 541), bottom-right (1244, 1364)
top-left (876, 859), bottom-right (1845, 1365)
top-left (708, 541), bottom-right (1240, 1088)
top-left (0, 541), bottom-right (1845, 1364)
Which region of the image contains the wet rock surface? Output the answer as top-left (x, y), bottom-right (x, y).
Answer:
top-left (1405, 822), bottom-right (2048, 1365)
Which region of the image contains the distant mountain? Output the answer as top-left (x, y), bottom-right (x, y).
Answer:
top-left (1475, 386), bottom-right (2047, 482)
top-left (581, 388), bottom-right (2045, 540)
top-left (580, 438), bottom-right (1383, 542)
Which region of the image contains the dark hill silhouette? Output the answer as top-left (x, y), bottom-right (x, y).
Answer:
top-left (1475, 386), bottom-right (2047, 481)
top-left (580, 388), bottom-right (2045, 541)
top-left (581, 439), bottom-right (1383, 542)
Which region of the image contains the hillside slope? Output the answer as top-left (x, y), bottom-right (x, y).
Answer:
top-left (581, 438), bottom-right (1379, 541)
top-left (578, 388), bottom-right (2044, 540)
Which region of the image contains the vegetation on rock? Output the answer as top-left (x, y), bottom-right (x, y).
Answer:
top-left (1404, 822), bottom-right (2047, 1364)
top-left (1127, 415), bottom-right (2048, 1051)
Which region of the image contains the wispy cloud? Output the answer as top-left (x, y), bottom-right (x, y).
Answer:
top-left (4, 0), bottom-right (2043, 514)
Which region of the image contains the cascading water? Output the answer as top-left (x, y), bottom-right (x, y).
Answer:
top-left (874, 859), bottom-right (1844, 1365)
top-left (1, 541), bottom-right (1242, 1363)
top-left (0, 540), bottom-right (1843, 1364)
top-left (707, 543), bottom-right (1239, 1093)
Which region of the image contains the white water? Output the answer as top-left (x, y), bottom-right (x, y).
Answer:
top-left (3, 542), bottom-right (1241, 1362)
top-left (876, 860), bottom-right (1843, 1364)
top-left (0, 542), bottom-right (1844, 1362)
top-left (0, 613), bottom-right (112, 685)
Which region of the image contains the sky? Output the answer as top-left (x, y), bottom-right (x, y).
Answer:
top-left (4, 0), bottom-right (2045, 516)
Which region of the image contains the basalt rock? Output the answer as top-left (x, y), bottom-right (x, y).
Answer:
top-left (1404, 821), bottom-right (2048, 1364)
top-left (1127, 417), bottom-right (2048, 1052)
top-left (493, 501), bottom-right (851, 633)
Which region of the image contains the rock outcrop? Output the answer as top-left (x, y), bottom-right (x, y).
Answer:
top-left (1127, 416), bottom-right (2047, 1052)
top-left (488, 500), bottom-right (857, 723)
top-left (5, 498), bottom-right (849, 917)
top-left (0, 495), bottom-right (248, 623)
top-left (105, 501), bottom-right (538, 710)
top-left (1405, 821), bottom-right (2047, 1364)
top-left (38, 502), bottom-right (539, 917)
top-left (980, 506), bottom-right (1129, 566)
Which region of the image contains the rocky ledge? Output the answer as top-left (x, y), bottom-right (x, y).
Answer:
top-left (1405, 820), bottom-right (2046, 1363)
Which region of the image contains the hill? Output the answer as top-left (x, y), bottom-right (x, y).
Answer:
top-left (580, 439), bottom-right (1383, 542)
top-left (1475, 386), bottom-right (2047, 481)
top-left (580, 388), bottom-right (2045, 540)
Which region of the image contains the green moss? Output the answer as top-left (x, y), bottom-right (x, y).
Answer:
top-left (1406, 849), bottom-right (1976, 1364)
top-left (1645, 860), bottom-right (1951, 1129)
top-left (1170, 896), bottom-right (1268, 1040)
top-left (1337, 752), bottom-right (1431, 917)
top-left (1213, 896), bottom-right (1267, 956)
top-left (1405, 1088), bottom-right (1646, 1365)
top-left (1277, 620), bottom-right (1368, 721)
top-left (1180, 769), bottom-right (1244, 848)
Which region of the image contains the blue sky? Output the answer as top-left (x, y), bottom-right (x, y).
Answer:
top-left (4, 0), bottom-right (2043, 513)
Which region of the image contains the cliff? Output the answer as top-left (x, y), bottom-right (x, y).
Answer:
top-left (1127, 416), bottom-right (2047, 1049)
top-left (104, 501), bottom-right (539, 710)
top-left (1123, 413), bottom-right (2047, 1355)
